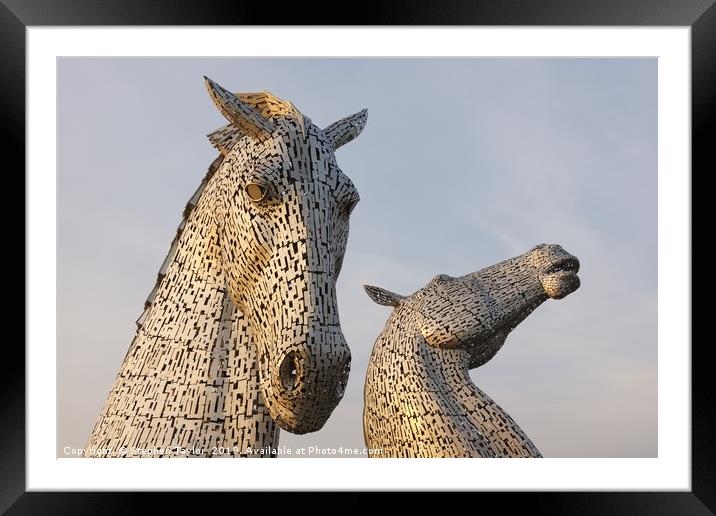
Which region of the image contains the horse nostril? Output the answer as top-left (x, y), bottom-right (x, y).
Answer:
top-left (279, 352), bottom-right (300, 394)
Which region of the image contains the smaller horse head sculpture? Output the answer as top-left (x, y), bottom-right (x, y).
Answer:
top-left (205, 78), bottom-right (367, 433)
top-left (363, 244), bottom-right (580, 457)
top-left (365, 244), bottom-right (580, 365)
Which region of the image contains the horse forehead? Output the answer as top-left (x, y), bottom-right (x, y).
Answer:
top-left (286, 134), bottom-right (344, 187)
top-left (415, 282), bottom-right (482, 320)
top-left (227, 121), bottom-right (347, 191)
top-left (422, 279), bottom-right (475, 301)
top-left (276, 118), bottom-right (332, 151)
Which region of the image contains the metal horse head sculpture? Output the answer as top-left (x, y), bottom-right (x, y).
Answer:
top-left (363, 244), bottom-right (580, 457)
top-left (85, 78), bottom-right (367, 457)
top-left (204, 78), bottom-right (366, 432)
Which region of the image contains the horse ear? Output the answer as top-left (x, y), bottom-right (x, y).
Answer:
top-left (363, 285), bottom-right (404, 307)
top-left (323, 109), bottom-right (368, 150)
top-left (204, 76), bottom-right (275, 139)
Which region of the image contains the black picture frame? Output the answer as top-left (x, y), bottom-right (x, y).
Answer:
top-left (7, 0), bottom-right (711, 511)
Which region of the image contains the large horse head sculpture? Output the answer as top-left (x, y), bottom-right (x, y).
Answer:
top-left (85, 79), bottom-right (367, 456)
top-left (204, 78), bottom-right (366, 433)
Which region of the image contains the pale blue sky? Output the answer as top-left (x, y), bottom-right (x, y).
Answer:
top-left (58, 58), bottom-right (657, 457)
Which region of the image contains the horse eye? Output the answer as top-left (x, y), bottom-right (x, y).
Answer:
top-left (245, 183), bottom-right (268, 202)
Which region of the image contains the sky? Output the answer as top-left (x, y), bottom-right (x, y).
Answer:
top-left (57, 57), bottom-right (657, 458)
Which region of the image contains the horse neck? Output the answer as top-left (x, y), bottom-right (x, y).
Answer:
top-left (86, 176), bottom-right (279, 457)
top-left (424, 342), bottom-right (542, 457)
top-left (367, 311), bottom-right (540, 457)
